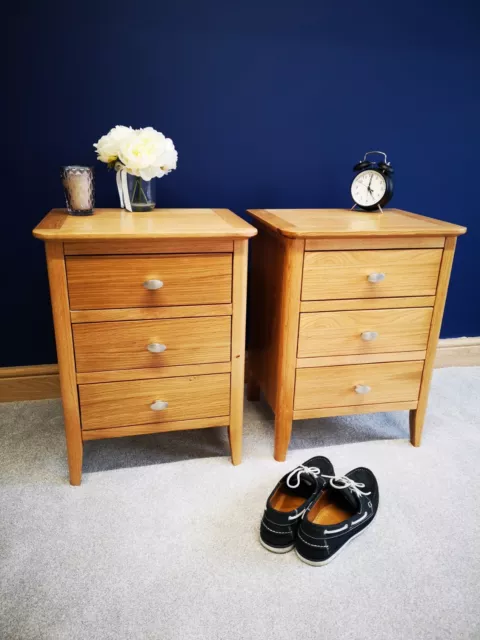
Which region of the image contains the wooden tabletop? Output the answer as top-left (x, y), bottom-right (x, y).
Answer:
top-left (247, 208), bottom-right (466, 238)
top-left (33, 209), bottom-right (257, 241)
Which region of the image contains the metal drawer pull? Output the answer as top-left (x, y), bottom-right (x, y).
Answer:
top-left (143, 279), bottom-right (164, 290)
top-left (367, 272), bottom-right (385, 283)
top-left (147, 343), bottom-right (167, 353)
top-left (361, 331), bottom-right (378, 341)
top-left (355, 385), bottom-right (371, 394)
top-left (150, 400), bottom-right (169, 411)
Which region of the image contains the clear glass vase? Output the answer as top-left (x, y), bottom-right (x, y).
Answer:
top-left (126, 175), bottom-right (156, 212)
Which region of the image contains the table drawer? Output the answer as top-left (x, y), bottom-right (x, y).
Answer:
top-left (66, 254), bottom-right (232, 310)
top-left (294, 361), bottom-right (423, 410)
top-left (297, 307), bottom-right (432, 358)
top-left (79, 373), bottom-right (230, 430)
top-left (73, 316), bottom-right (231, 373)
top-left (301, 249), bottom-right (442, 300)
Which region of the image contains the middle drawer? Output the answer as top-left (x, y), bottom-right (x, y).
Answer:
top-left (297, 307), bottom-right (433, 358)
top-left (73, 316), bottom-right (231, 373)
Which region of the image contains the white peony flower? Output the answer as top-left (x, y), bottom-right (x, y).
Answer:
top-left (117, 127), bottom-right (178, 180)
top-left (94, 125), bottom-right (177, 181)
top-left (93, 125), bottom-right (134, 163)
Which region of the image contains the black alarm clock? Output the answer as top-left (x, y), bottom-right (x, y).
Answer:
top-left (351, 151), bottom-right (394, 212)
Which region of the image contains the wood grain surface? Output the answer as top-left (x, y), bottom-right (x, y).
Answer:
top-left (73, 316), bottom-right (231, 372)
top-left (82, 415), bottom-right (230, 440)
top-left (79, 373), bottom-right (231, 430)
top-left (304, 237), bottom-right (445, 250)
top-left (297, 307), bottom-right (432, 358)
top-left (229, 239), bottom-right (249, 464)
top-left (64, 239), bottom-right (233, 255)
top-left (44, 242), bottom-right (83, 485)
top-left (247, 208), bottom-right (466, 238)
top-left (410, 236), bottom-right (457, 446)
top-left (294, 361), bottom-right (423, 410)
top-left (299, 296), bottom-right (435, 313)
top-left (34, 208), bottom-right (257, 240)
top-left (302, 249), bottom-right (442, 300)
top-left (66, 254), bottom-right (232, 310)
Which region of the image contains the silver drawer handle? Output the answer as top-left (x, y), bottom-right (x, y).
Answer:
top-left (143, 279), bottom-right (163, 290)
top-left (361, 331), bottom-right (378, 341)
top-left (355, 385), bottom-right (371, 394)
top-left (367, 272), bottom-right (385, 283)
top-left (150, 400), bottom-right (168, 411)
top-left (147, 343), bottom-right (167, 353)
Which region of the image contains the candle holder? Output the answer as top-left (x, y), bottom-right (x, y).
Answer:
top-left (61, 166), bottom-right (94, 215)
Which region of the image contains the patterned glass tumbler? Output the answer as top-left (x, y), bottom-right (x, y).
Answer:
top-left (61, 166), bottom-right (94, 215)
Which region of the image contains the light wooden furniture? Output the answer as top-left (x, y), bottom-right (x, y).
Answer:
top-left (33, 208), bottom-right (256, 484)
top-left (246, 208), bottom-right (466, 461)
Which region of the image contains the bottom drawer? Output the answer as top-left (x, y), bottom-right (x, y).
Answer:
top-left (79, 373), bottom-right (230, 430)
top-left (294, 361), bottom-right (423, 411)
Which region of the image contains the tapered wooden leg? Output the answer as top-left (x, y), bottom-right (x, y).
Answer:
top-left (228, 421), bottom-right (242, 466)
top-left (45, 242), bottom-right (83, 485)
top-left (229, 239), bottom-right (249, 465)
top-left (274, 408), bottom-right (293, 462)
top-left (246, 375), bottom-right (260, 401)
top-left (410, 237), bottom-right (456, 449)
top-left (273, 238), bottom-right (304, 462)
top-left (65, 428), bottom-right (83, 485)
top-left (409, 409), bottom-right (424, 447)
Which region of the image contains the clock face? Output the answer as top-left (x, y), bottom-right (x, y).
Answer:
top-left (351, 170), bottom-right (387, 208)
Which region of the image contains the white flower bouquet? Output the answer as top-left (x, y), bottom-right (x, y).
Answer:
top-left (94, 125), bottom-right (177, 211)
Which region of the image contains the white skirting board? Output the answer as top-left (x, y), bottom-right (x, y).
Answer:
top-left (434, 337), bottom-right (480, 368)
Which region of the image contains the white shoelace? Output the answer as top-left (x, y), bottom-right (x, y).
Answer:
top-left (323, 475), bottom-right (371, 498)
top-left (286, 465), bottom-right (321, 489)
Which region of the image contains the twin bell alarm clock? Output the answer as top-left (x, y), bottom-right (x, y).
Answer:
top-left (351, 151), bottom-right (394, 212)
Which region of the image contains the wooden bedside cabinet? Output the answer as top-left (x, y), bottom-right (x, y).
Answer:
top-left (33, 208), bottom-right (257, 485)
top-left (246, 208), bottom-right (466, 461)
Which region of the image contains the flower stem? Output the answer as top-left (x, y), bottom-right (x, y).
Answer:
top-left (131, 177), bottom-right (139, 203)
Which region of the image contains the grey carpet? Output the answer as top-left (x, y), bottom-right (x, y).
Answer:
top-left (1, 367), bottom-right (479, 640)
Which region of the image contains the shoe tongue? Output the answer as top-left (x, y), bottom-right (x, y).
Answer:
top-left (330, 483), bottom-right (360, 511)
top-left (284, 472), bottom-right (318, 499)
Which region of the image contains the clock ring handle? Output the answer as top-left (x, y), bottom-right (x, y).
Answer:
top-left (363, 150), bottom-right (388, 164)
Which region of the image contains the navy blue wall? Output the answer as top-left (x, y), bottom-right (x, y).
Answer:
top-left (5, 0), bottom-right (479, 366)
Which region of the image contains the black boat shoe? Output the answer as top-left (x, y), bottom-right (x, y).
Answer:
top-left (260, 456), bottom-right (335, 554)
top-left (296, 467), bottom-right (379, 566)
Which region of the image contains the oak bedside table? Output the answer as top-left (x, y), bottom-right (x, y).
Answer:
top-left (246, 208), bottom-right (466, 461)
top-left (33, 208), bottom-right (257, 485)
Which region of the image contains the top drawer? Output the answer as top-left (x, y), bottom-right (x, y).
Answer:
top-left (66, 254), bottom-right (232, 310)
top-left (302, 249), bottom-right (442, 300)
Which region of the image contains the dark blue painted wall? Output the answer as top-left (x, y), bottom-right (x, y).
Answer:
top-left (5, 0), bottom-right (479, 366)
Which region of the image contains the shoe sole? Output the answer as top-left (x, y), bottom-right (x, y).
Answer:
top-left (295, 521), bottom-right (370, 566)
top-left (260, 536), bottom-right (295, 554)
